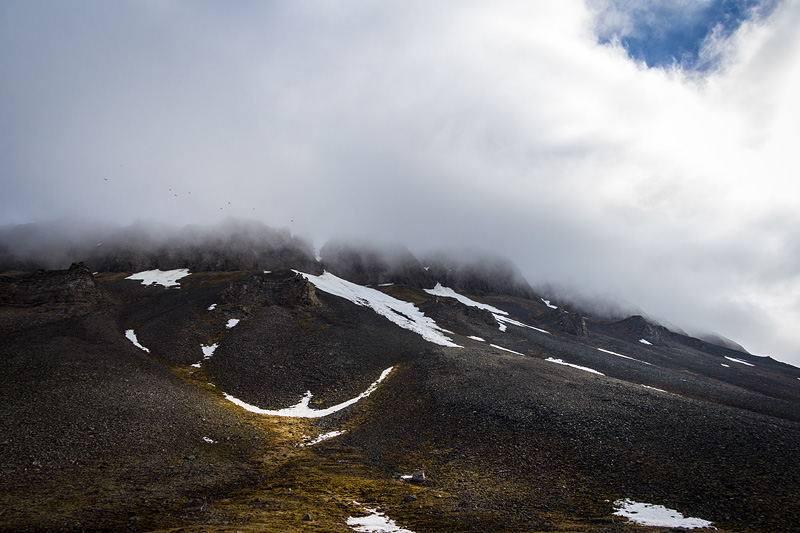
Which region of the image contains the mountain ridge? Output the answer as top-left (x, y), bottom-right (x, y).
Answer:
top-left (2, 220), bottom-right (799, 532)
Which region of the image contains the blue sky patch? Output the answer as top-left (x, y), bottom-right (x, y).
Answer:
top-left (593, 0), bottom-right (779, 69)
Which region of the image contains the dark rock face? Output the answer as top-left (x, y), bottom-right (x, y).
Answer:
top-left (423, 249), bottom-right (537, 299)
top-left (543, 309), bottom-right (588, 337)
top-left (220, 270), bottom-right (319, 314)
top-left (0, 262), bottom-right (102, 313)
top-left (608, 315), bottom-right (667, 342)
top-left (320, 239), bottom-right (435, 288)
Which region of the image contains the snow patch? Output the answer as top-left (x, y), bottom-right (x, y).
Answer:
top-left (639, 338), bottom-right (652, 345)
top-left (725, 356), bottom-right (754, 367)
top-left (541, 298), bottom-right (558, 309)
top-left (125, 268), bottom-right (190, 288)
top-left (545, 357), bottom-right (604, 375)
top-left (224, 367), bottom-right (394, 418)
top-left (468, 336), bottom-right (485, 342)
top-left (125, 330), bottom-right (150, 353)
top-left (226, 318), bottom-right (240, 329)
top-left (203, 437), bottom-right (216, 444)
top-left (490, 344), bottom-right (525, 356)
top-left (598, 347), bottom-right (651, 365)
top-left (613, 499), bottom-right (713, 529)
top-left (190, 363), bottom-right (201, 368)
top-left (347, 505), bottom-right (415, 533)
top-left (299, 430), bottom-right (345, 447)
top-left (641, 384), bottom-right (667, 393)
top-left (424, 283), bottom-right (508, 315)
top-left (207, 303), bottom-right (217, 311)
top-left (296, 271), bottom-right (460, 347)
top-left (202, 343), bottom-right (218, 359)
top-left (721, 363), bottom-right (730, 368)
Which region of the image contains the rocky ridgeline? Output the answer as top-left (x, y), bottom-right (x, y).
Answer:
top-left (423, 249), bottom-right (538, 299)
top-left (0, 262), bottom-right (102, 314)
top-left (608, 314), bottom-right (668, 342)
top-left (320, 239), bottom-right (435, 288)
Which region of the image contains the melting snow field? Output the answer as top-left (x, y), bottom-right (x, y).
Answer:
top-left (125, 330), bottom-right (150, 353)
top-left (613, 499), bottom-right (714, 529)
top-left (725, 356), bottom-right (754, 367)
top-left (546, 357), bottom-right (604, 375)
top-left (296, 271), bottom-right (460, 347)
top-left (424, 283), bottom-right (508, 315)
top-left (422, 284), bottom-right (551, 336)
top-left (347, 506), bottom-right (415, 533)
top-left (125, 268), bottom-right (190, 288)
top-left (224, 367), bottom-right (394, 418)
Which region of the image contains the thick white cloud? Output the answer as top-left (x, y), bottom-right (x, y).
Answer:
top-left (1, 0), bottom-right (799, 364)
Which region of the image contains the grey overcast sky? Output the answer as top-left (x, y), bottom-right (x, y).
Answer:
top-left (2, 1), bottom-right (800, 366)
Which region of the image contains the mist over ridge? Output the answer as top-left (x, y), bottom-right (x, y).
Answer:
top-left (0, 215), bottom-right (763, 360)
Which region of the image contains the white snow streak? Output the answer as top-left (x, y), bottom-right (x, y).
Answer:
top-left (494, 314), bottom-right (550, 334)
top-left (545, 357), bottom-right (604, 375)
top-left (226, 318), bottom-right (240, 329)
top-left (224, 367), bottom-right (394, 418)
top-left (725, 356), bottom-right (754, 367)
top-left (125, 268), bottom-right (190, 288)
top-left (468, 336), bottom-right (486, 342)
top-left (207, 303), bottom-right (217, 311)
top-left (299, 430), bottom-right (345, 447)
top-left (490, 344), bottom-right (525, 356)
top-left (125, 329), bottom-right (150, 353)
top-left (639, 338), bottom-right (652, 345)
top-left (613, 499), bottom-right (713, 529)
top-left (424, 283), bottom-right (508, 315)
top-left (296, 271), bottom-right (460, 347)
top-left (598, 348), bottom-right (651, 365)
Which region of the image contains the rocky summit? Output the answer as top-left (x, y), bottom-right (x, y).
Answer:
top-left (1, 221), bottom-right (799, 533)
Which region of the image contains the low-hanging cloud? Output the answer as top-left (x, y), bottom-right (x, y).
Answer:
top-left (2, 0), bottom-right (799, 365)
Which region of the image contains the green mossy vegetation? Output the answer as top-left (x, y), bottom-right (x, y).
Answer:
top-left (163, 362), bottom-right (695, 533)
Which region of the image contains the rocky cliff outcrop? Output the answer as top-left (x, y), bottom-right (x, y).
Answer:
top-left (0, 262), bottom-right (103, 314)
top-left (542, 308), bottom-right (588, 337)
top-left (219, 270), bottom-right (319, 315)
top-left (608, 315), bottom-right (668, 342)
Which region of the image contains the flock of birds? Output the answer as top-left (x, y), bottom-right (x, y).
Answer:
top-left (103, 178), bottom-right (268, 214)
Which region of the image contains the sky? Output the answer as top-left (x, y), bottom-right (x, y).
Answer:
top-left (2, 0), bottom-right (800, 366)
